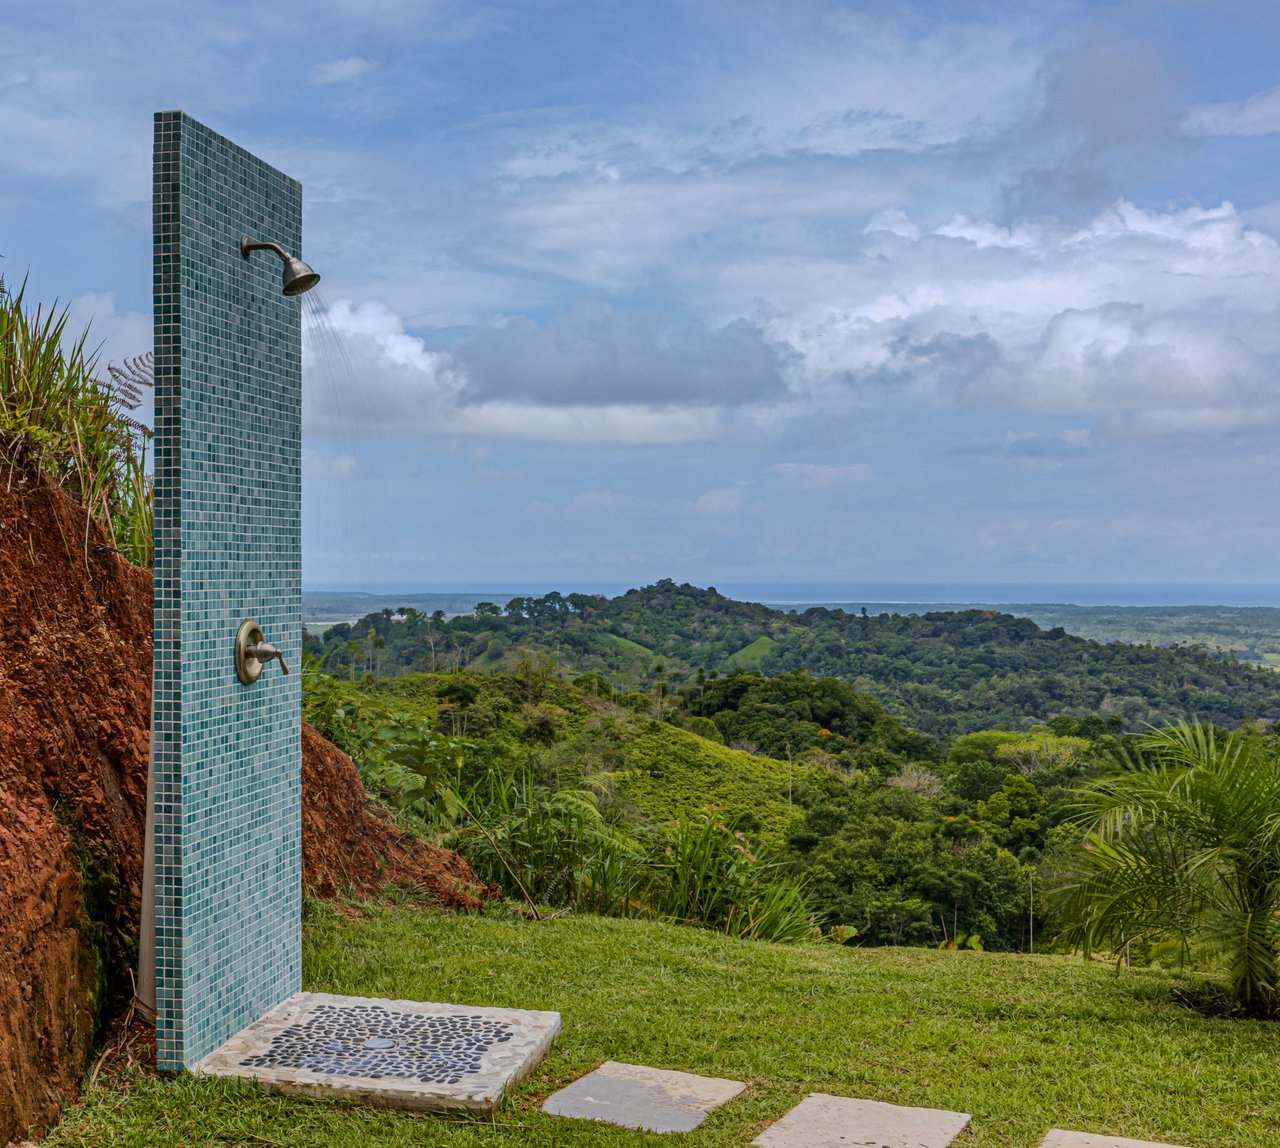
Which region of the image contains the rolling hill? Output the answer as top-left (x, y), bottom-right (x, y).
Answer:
top-left (304, 581), bottom-right (1280, 734)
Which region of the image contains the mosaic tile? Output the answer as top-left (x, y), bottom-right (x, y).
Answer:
top-left (197, 992), bottom-right (561, 1114)
top-left (152, 112), bottom-right (305, 1070)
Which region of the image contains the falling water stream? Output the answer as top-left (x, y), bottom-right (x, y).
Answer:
top-left (302, 289), bottom-right (368, 589)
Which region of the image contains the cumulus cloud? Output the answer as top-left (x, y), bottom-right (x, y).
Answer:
top-left (303, 299), bottom-right (726, 444)
top-left (62, 293), bottom-right (154, 425)
top-left (65, 292), bottom-right (152, 369)
top-left (302, 298), bottom-right (462, 436)
top-left (304, 193), bottom-right (1280, 447)
top-left (683, 486), bottom-right (749, 517)
top-left (756, 199), bottom-right (1280, 436)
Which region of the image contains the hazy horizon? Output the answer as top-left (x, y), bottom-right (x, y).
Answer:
top-left (303, 581), bottom-right (1280, 609)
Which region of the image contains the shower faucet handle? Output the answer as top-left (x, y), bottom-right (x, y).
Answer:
top-left (246, 641), bottom-right (290, 675)
top-left (235, 620), bottom-right (290, 684)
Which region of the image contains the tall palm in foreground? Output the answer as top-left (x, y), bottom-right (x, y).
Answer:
top-left (1056, 722), bottom-right (1280, 1017)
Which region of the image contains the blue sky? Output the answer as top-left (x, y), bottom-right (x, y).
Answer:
top-left (5, 0), bottom-right (1280, 589)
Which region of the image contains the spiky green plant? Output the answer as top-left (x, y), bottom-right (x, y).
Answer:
top-left (448, 761), bottom-right (648, 916)
top-left (0, 281), bottom-right (152, 566)
top-left (648, 812), bottom-right (816, 943)
top-left (1055, 722), bottom-right (1280, 1016)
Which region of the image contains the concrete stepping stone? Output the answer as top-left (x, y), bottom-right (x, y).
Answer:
top-left (752, 1093), bottom-right (971, 1148)
top-left (542, 1060), bottom-right (746, 1133)
top-left (1040, 1133), bottom-right (1188, 1148)
top-left (195, 991), bottom-right (560, 1114)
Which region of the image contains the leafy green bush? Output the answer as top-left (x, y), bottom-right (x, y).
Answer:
top-left (1056, 722), bottom-right (1280, 1016)
top-left (302, 660), bottom-right (470, 814)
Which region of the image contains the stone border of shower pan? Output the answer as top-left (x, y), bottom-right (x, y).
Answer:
top-left (195, 991), bottom-right (561, 1114)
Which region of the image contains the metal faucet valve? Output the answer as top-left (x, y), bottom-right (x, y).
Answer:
top-left (245, 641), bottom-right (290, 675)
top-left (235, 620), bottom-right (289, 684)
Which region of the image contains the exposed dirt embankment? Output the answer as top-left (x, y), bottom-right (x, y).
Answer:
top-left (0, 473), bottom-right (151, 1143)
top-left (301, 722), bottom-right (489, 905)
top-left (0, 474), bottom-right (488, 1144)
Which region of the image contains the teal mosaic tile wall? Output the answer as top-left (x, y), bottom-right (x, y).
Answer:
top-left (153, 111), bottom-right (303, 1071)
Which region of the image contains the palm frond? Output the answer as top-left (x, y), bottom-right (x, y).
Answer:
top-left (1053, 721), bottom-right (1280, 1016)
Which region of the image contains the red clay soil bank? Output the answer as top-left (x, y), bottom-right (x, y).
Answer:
top-left (301, 722), bottom-right (489, 906)
top-left (0, 474), bottom-right (487, 1144)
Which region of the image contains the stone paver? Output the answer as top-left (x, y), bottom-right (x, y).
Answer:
top-left (1039, 1132), bottom-right (1187, 1148)
top-left (542, 1060), bottom-right (746, 1133)
top-left (751, 1093), bottom-right (971, 1148)
top-left (195, 991), bottom-right (560, 1114)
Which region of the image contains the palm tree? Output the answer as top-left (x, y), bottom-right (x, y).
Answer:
top-left (1055, 722), bottom-right (1280, 1017)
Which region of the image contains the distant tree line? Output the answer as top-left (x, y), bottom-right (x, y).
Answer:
top-left (303, 580), bottom-right (1280, 734)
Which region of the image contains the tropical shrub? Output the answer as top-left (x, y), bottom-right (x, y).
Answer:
top-left (1055, 722), bottom-right (1280, 1016)
top-left (447, 764), bottom-right (646, 916)
top-left (646, 812), bottom-right (815, 943)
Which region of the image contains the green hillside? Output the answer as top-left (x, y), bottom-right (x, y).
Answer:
top-left (330, 671), bottom-right (805, 845)
top-left (603, 718), bottom-right (800, 839)
top-left (304, 581), bottom-right (1280, 734)
top-left (304, 667), bottom-right (1121, 951)
top-left (605, 633), bottom-right (654, 655)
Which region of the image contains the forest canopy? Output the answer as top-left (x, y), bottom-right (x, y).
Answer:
top-left (304, 580), bottom-right (1280, 735)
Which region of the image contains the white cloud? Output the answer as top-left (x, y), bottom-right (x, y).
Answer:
top-left (448, 401), bottom-right (718, 446)
top-left (303, 193), bottom-right (1280, 447)
top-left (864, 209), bottom-right (921, 241)
top-left (683, 486), bottom-right (748, 517)
top-left (60, 292), bottom-right (154, 426)
top-left (311, 56), bottom-right (376, 85)
top-left (1187, 86), bottom-right (1280, 137)
top-left (752, 199), bottom-right (1280, 436)
top-left (65, 292), bottom-right (152, 369)
top-left (303, 298), bottom-right (723, 444)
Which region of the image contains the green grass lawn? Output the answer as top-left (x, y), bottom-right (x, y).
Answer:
top-left (45, 901), bottom-right (1280, 1147)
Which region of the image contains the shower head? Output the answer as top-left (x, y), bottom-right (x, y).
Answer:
top-left (240, 235), bottom-right (321, 296)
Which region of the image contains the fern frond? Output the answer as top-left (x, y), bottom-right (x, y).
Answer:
top-left (105, 352), bottom-right (154, 412)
